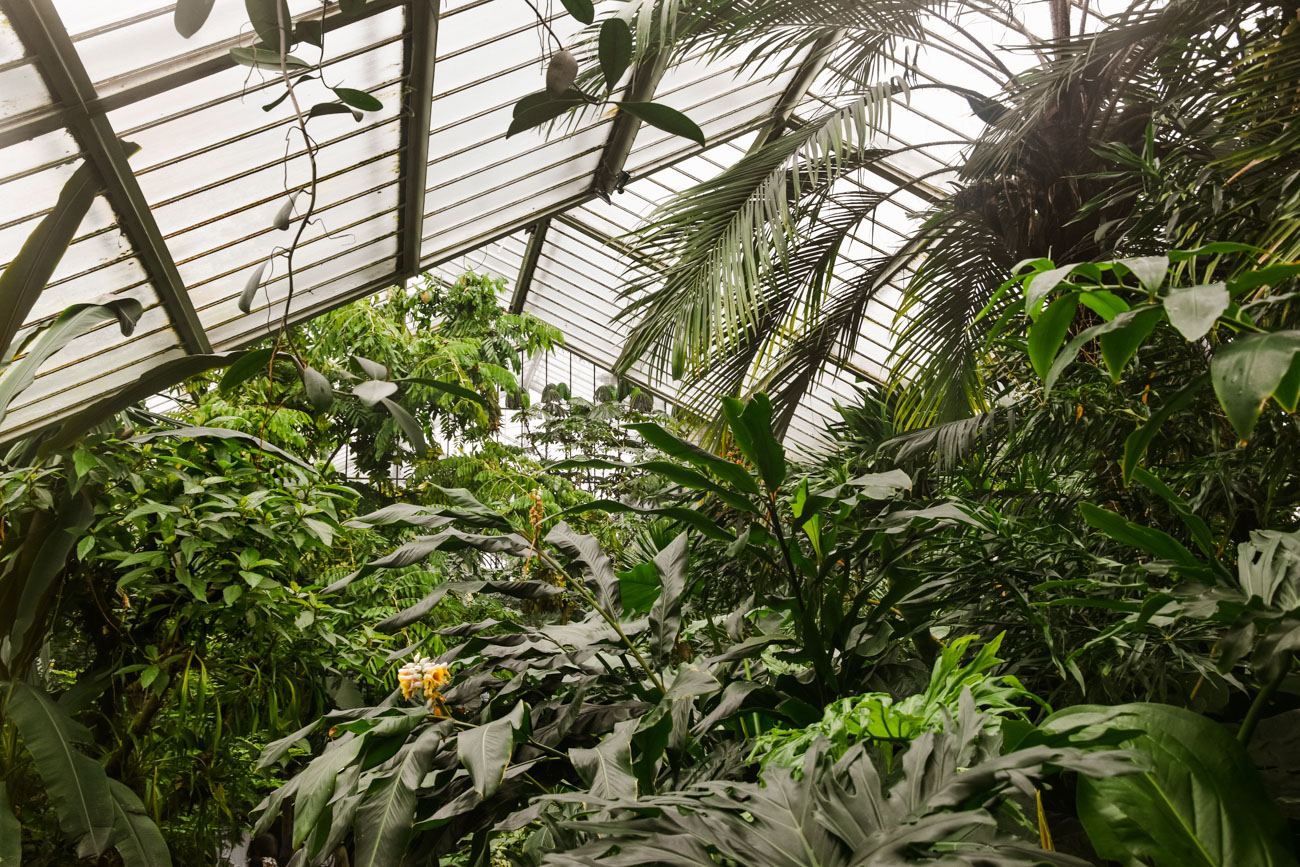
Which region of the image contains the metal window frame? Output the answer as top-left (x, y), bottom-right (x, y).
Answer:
top-left (397, 0), bottom-right (439, 279)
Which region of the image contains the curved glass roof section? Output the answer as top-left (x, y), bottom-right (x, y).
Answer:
top-left (0, 0), bottom-right (1120, 452)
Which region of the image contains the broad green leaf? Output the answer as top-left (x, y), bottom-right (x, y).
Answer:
top-left (458, 702), bottom-right (527, 799)
top-left (353, 355), bottom-right (389, 380)
top-left (648, 532), bottom-right (689, 661)
top-left (257, 720), bottom-right (321, 770)
top-left (558, 0), bottom-right (594, 24)
top-left (1078, 289), bottom-right (1129, 321)
top-left (570, 720), bottom-right (638, 799)
top-left (560, 498), bottom-right (734, 542)
top-left (0, 780), bottom-right (20, 866)
top-left (627, 421), bottom-right (760, 494)
top-left (1122, 373), bottom-right (1209, 483)
top-left (379, 397), bottom-right (429, 455)
top-left (1210, 331), bottom-right (1300, 441)
top-left (396, 376), bottom-right (491, 408)
top-left (1045, 703), bottom-right (1296, 867)
top-left (1130, 468), bottom-right (1216, 560)
top-left (1228, 263), bottom-right (1300, 296)
top-left (245, 0), bottom-right (292, 51)
top-left (354, 725), bottom-right (446, 867)
top-left (292, 736), bottom-right (366, 847)
top-left (10, 493), bottom-right (94, 660)
top-left (617, 562), bottom-right (661, 613)
top-left (7, 683), bottom-right (114, 857)
top-left (352, 379), bottom-right (397, 406)
top-left (174, 0), bottom-right (215, 37)
top-left (721, 393), bottom-right (785, 492)
top-left (333, 87), bottom-right (382, 112)
top-left (1027, 294), bottom-right (1078, 379)
top-left (1114, 255), bottom-right (1169, 292)
top-left (301, 365), bottom-right (333, 412)
top-left (0, 298), bottom-right (144, 427)
top-left (1080, 503), bottom-right (1200, 569)
top-left (598, 18), bottom-right (632, 88)
top-left (1168, 242), bottom-right (1257, 262)
top-left (108, 780), bottom-right (171, 867)
top-left (219, 347), bottom-right (276, 392)
top-left (615, 101), bottom-right (706, 147)
top-left (0, 160), bottom-right (100, 361)
top-left (547, 522), bottom-right (622, 614)
top-left (1024, 263), bottom-right (1076, 316)
top-left (1164, 283), bottom-right (1228, 341)
top-left (1099, 305), bottom-right (1163, 382)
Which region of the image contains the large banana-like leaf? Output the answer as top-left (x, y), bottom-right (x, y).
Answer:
top-left (458, 701), bottom-right (528, 799)
top-left (0, 298), bottom-right (144, 428)
top-left (0, 780), bottom-right (20, 866)
top-left (5, 682), bottom-right (114, 857)
top-left (0, 161), bottom-right (99, 361)
top-left (107, 780), bottom-right (172, 867)
top-left (1045, 703), bottom-right (1297, 867)
top-left (353, 726), bottom-right (448, 867)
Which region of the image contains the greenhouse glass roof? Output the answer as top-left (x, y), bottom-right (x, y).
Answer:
top-left (0, 0), bottom-right (1105, 451)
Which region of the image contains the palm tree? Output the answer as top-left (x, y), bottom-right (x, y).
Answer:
top-left (610, 0), bottom-right (1300, 438)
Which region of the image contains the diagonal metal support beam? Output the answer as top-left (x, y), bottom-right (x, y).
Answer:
top-left (5, 0), bottom-right (211, 354)
top-left (749, 29), bottom-right (845, 149)
top-left (592, 51), bottom-right (670, 202)
top-left (509, 218), bottom-right (550, 314)
top-left (397, 0), bottom-right (440, 279)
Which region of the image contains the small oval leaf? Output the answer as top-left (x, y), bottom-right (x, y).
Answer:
top-left (238, 261), bottom-right (269, 314)
top-left (615, 101), bottom-right (705, 147)
top-left (353, 356), bottom-right (389, 380)
top-left (598, 19), bottom-right (632, 89)
top-left (174, 0), bottom-right (216, 38)
top-left (302, 365), bottom-right (334, 412)
top-left (273, 190), bottom-right (301, 231)
top-left (333, 87), bottom-right (382, 112)
top-left (558, 0), bottom-right (594, 24)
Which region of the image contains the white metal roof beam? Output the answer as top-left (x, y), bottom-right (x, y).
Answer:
top-left (398, 0), bottom-right (440, 279)
top-left (5, 0), bottom-right (212, 354)
top-left (750, 29), bottom-right (846, 148)
top-left (508, 218), bottom-right (551, 315)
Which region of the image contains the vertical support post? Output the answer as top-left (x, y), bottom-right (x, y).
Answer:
top-left (397, 0), bottom-right (440, 279)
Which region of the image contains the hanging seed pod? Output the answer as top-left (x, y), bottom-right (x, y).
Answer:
top-left (546, 49), bottom-right (577, 97)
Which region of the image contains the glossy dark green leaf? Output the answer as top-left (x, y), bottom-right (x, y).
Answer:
top-left (1114, 255), bottom-right (1169, 293)
top-left (626, 421), bottom-right (759, 494)
top-left (458, 702), bottom-right (527, 799)
top-left (291, 737), bottom-right (366, 847)
top-left (10, 493), bottom-right (93, 660)
top-left (245, 0), bottom-right (293, 52)
top-left (558, 0), bottom-right (594, 24)
top-left (7, 683), bottom-right (114, 857)
top-left (238, 260), bottom-right (268, 314)
top-left (721, 393), bottom-right (785, 492)
top-left (1210, 331), bottom-right (1300, 441)
top-left (569, 720), bottom-right (637, 799)
top-left (301, 365), bottom-right (333, 412)
top-left (379, 397), bottom-right (429, 455)
top-left (354, 726), bottom-right (446, 867)
top-left (219, 347), bottom-right (276, 393)
top-left (295, 19), bottom-right (323, 47)
top-left (1164, 283), bottom-right (1229, 341)
top-left (1228, 263), bottom-right (1300, 296)
top-left (0, 161), bottom-right (100, 361)
top-left (598, 18), bottom-right (632, 88)
top-left (173, 0), bottom-right (216, 37)
top-left (1027, 294), bottom-right (1079, 379)
top-left (559, 498), bottom-right (734, 541)
top-left (617, 562), bottom-right (661, 613)
top-left (1045, 703), bottom-right (1295, 867)
top-left (1023, 262), bottom-right (1076, 316)
top-left (108, 780), bottom-right (172, 867)
top-left (615, 101), bottom-right (705, 147)
top-left (333, 87), bottom-right (382, 112)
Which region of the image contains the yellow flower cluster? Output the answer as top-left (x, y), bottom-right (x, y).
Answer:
top-left (397, 655), bottom-right (451, 709)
